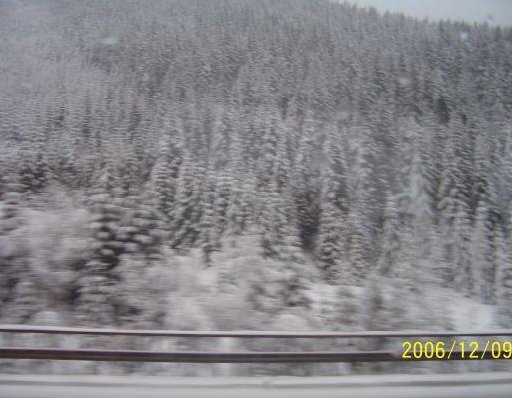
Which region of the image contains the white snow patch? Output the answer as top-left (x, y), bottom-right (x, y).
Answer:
top-left (448, 295), bottom-right (496, 330)
top-left (398, 76), bottom-right (411, 86)
top-left (101, 37), bottom-right (119, 46)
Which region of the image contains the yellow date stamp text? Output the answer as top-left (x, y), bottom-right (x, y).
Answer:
top-left (401, 340), bottom-right (512, 360)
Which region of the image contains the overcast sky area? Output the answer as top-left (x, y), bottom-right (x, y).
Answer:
top-left (343, 0), bottom-right (512, 26)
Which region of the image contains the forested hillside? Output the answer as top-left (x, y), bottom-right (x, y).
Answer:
top-left (1, 0), bottom-right (512, 375)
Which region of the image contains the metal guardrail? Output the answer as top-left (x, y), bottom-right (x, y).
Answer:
top-left (1, 325), bottom-right (512, 363)
top-left (0, 348), bottom-right (397, 363)
top-left (0, 347), bottom-right (502, 363)
top-left (2, 325), bottom-right (512, 338)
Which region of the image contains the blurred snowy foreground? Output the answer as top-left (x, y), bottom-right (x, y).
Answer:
top-left (1, 372), bottom-right (512, 398)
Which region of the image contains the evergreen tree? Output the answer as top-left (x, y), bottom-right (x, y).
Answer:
top-left (292, 121), bottom-right (321, 250)
top-left (346, 211), bottom-right (372, 286)
top-left (252, 187), bottom-right (312, 314)
top-left (211, 104), bottom-right (234, 171)
top-left (377, 193), bottom-right (402, 278)
top-left (471, 200), bottom-right (496, 303)
top-left (224, 181), bottom-right (251, 244)
top-left (496, 226), bottom-right (512, 327)
top-left (18, 151), bottom-right (49, 195)
top-left (170, 155), bottom-right (203, 251)
top-left (347, 121), bottom-right (379, 249)
top-left (0, 176), bottom-right (26, 319)
top-left (75, 168), bottom-right (125, 325)
top-left (199, 178), bottom-right (218, 266)
top-left (114, 253), bottom-right (168, 328)
top-left (120, 144), bottom-right (141, 194)
top-left (213, 174), bottom-right (232, 242)
top-left (4, 280), bottom-right (43, 324)
top-left (450, 205), bottom-right (473, 294)
top-left (437, 138), bottom-right (472, 287)
top-left (260, 180), bottom-right (288, 259)
top-left (315, 172), bottom-right (347, 284)
top-left (150, 145), bottom-right (179, 222)
top-left (334, 286), bottom-right (360, 331)
top-left (402, 138), bottom-right (438, 286)
top-left (119, 192), bottom-right (165, 262)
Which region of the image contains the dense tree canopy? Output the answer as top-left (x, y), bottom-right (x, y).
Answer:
top-left (0, 0), bottom-right (511, 376)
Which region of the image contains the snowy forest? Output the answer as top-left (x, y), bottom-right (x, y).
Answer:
top-left (1, 0), bottom-right (512, 376)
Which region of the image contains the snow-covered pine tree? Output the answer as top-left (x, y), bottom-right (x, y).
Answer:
top-left (114, 252), bottom-right (168, 329)
top-left (4, 280), bottom-right (42, 324)
top-left (18, 150), bottom-right (49, 195)
top-left (75, 166), bottom-right (125, 326)
top-left (347, 120), bottom-right (379, 249)
top-left (224, 181), bottom-right (249, 245)
top-left (292, 117), bottom-right (321, 250)
top-left (199, 177), bottom-right (218, 266)
top-left (496, 225), bottom-right (512, 327)
top-left (275, 125), bottom-right (292, 194)
top-left (150, 139), bottom-right (180, 223)
top-left (315, 171), bottom-right (347, 285)
top-left (211, 103), bottom-right (234, 171)
top-left (346, 211), bottom-right (372, 286)
top-left (55, 143), bottom-right (79, 189)
top-left (471, 199), bottom-right (496, 304)
top-left (0, 175), bottom-right (26, 319)
top-left (120, 144), bottom-right (141, 194)
top-left (377, 193), bottom-right (401, 278)
top-left (253, 178), bottom-right (312, 312)
top-left (114, 192), bottom-right (167, 328)
top-left (402, 135), bottom-right (438, 287)
top-left (472, 131), bottom-right (493, 213)
top-left (118, 192), bottom-right (165, 262)
top-left (277, 195), bottom-right (313, 310)
top-left (437, 135), bottom-right (472, 287)
top-left (260, 180), bottom-right (286, 259)
top-left (213, 174), bottom-right (232, 243)
top-left (450, 204), bottom-right (473, 295)
top-left (170, 154), bottom-right (203, 251)
top-left (324, 123), bottom-right (349, 211)
top-left (0, 175), bottom-right (21, 236)
top-left (257, 104), bottom-right (280, 188)
top-left (334, 285), bottom-right (360, 332)
top-left (394, 53), bottom-right (414, 119)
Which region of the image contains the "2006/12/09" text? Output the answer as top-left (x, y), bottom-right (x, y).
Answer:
top-left (402, 341), bottom-right (512, 360)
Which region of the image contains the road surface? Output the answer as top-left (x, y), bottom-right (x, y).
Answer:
top-left (1, 372), bottom-right (512, 398)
